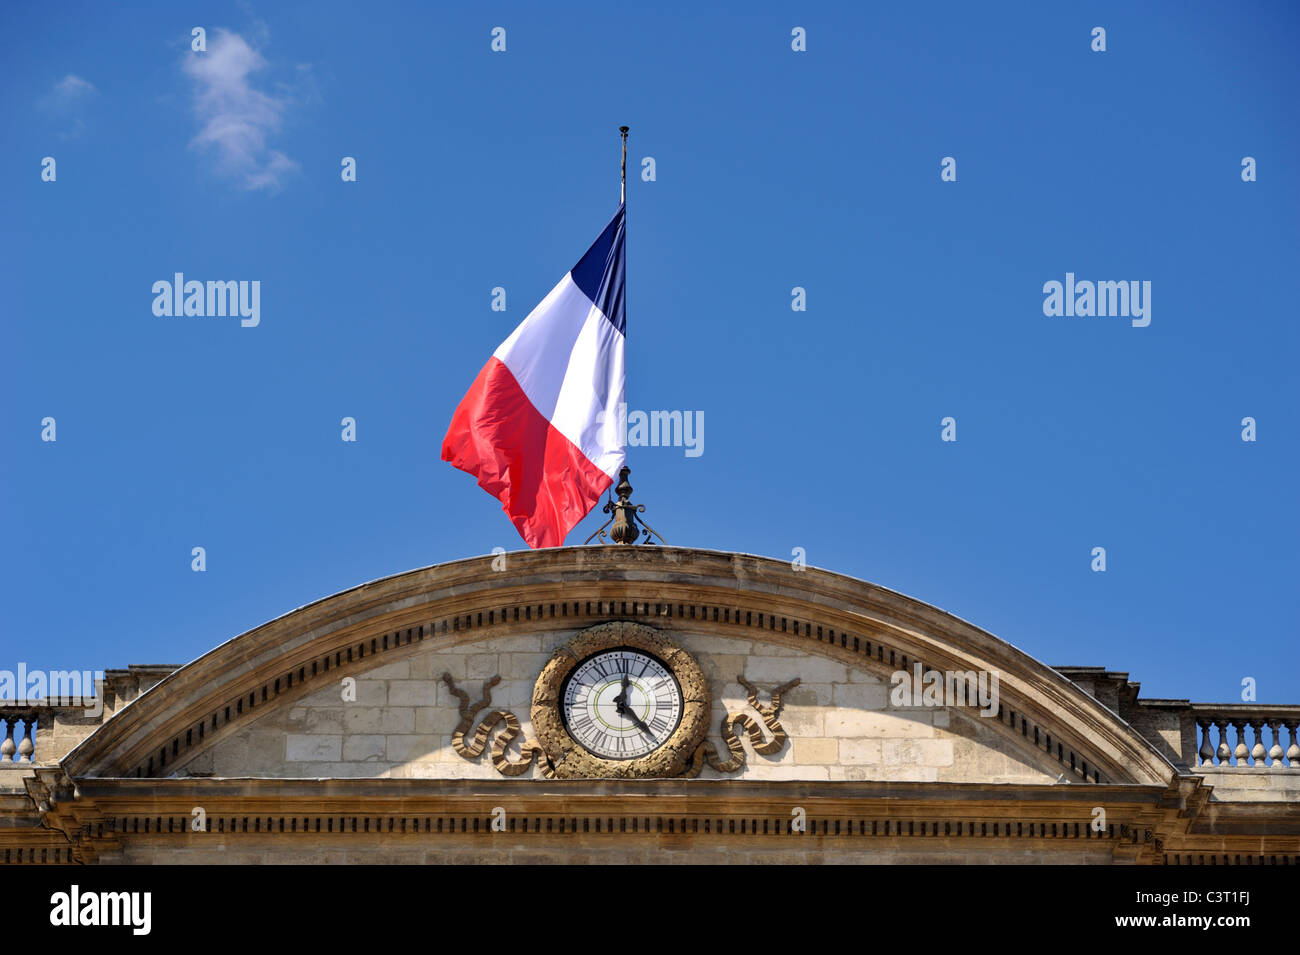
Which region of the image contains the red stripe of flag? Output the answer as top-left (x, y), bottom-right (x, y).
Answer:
top-left (441, 357), bottom-right (613, 548)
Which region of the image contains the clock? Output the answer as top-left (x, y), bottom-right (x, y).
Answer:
top-left (532, 621), bottom-right (710, 778)
top-left (561, 648), bottom-right (683, 759)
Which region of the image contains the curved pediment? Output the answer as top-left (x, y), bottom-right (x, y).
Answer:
top-left (60, 548), bottom-right (1177, 787)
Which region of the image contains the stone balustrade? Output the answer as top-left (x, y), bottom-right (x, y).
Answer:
top-left (0, 712), bottom-right (39, 766)
top-left (0, 666), bottom-right (178, 771)
top-left (1192, 705), bottom-right (1300, 769)
top-left (1050, 669), bottom-right (1300, 774)
top-left (1, 699), bottom-right (102, 768)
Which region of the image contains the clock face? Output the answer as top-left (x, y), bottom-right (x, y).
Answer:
top-left (561, 648), bottom-right (683, 759)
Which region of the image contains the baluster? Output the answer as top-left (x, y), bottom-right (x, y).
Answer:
top-left (1267, 720), bottom-right (1284, 768)
top-left (1, 717), bottom-right (15, 763)
top-left (1232, 720), bottom-right (1249, 766)
top-left (1215, 720), bottom-right (1231, 765)
top-left (1250, 721), bottom-right (1266, 766)
top-left (1286, 720), bottom-right (1300, 769)
top-left (1198, 720), bottom-right (1214, 766)
top-left (16, 716), bottom-right (34, 764)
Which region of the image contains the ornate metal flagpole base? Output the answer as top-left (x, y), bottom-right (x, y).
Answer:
top-left (584, 466), bottom-right (665, 546)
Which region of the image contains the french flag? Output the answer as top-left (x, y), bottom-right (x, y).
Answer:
top-left (442, 205), bottom-right (626, 548)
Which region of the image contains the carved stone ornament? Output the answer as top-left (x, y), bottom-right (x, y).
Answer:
top-left (443, 621), bottom-right (799, 780)
top-left (442, 675), bottom-right (554, 778)
top-left (532, 622), bottom-right (710, 779)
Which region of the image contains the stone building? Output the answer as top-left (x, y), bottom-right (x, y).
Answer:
top-left (2, 546), bottom-right (1297, 864)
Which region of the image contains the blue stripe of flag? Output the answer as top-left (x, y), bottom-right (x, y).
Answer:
top-left (568, 203), bottom-right (626, 336)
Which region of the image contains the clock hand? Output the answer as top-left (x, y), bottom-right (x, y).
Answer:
top-left (619, 683), bottom-right (654, 738)
top-left (612, 673), bottom-right (652, 736)
top-left (612, 673), bottom-right (630, 712)
top-left (615, 673), bottom-right (632, 721)
top-left (618, 670), bottom-right (644, 732)
top-left (627, 711), bottom-right (654, 737)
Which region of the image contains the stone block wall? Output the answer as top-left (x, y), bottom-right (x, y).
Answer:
top-left (175, 630), bottom-right (1061, 783)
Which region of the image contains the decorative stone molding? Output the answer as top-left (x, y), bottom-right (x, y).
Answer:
top-left (532, 622), bottom-right (710, 779)
top-left (684, 676), bottom-right (799, 777)
top-left (8, 775), bottom-right (1297, 865)
top-left (443, 674), bottom-right (554, 778)
top-left (442, 622), bottom-right (799, 779)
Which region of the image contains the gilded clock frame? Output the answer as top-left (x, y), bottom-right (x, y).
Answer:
top-left (532, 621), bottom-right (710, 778)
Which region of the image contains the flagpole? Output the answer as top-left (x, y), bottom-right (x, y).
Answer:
top-left (616, 125), bottom-right (630, 533)
top-left (620, 126), bottom-right (629, 204)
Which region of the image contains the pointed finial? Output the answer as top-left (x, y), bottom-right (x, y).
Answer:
top-left (583, 466), bottom-right (666, 546)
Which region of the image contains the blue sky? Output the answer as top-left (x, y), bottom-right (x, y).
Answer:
top-left (1, 1), bottom-right (1296, 705)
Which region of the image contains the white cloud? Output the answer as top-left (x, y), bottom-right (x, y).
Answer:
top-left (51, 74), bottom-right (97, 100)
top-left (40, 74), bottom-right (98, 139)
top-left (183, 28), bottom-right (299, 191)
